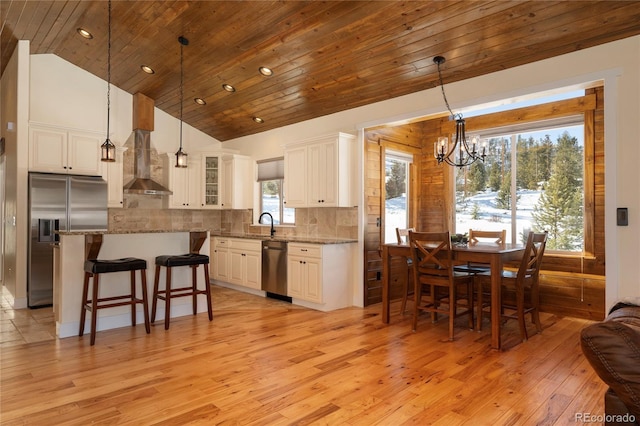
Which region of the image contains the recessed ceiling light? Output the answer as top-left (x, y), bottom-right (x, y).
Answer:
top-left (258, 67), bottom-right (273, 76)
top-left (141, 65), bottom-right (155, 74)
top-left (253, 117), bottom-right (264, 124)
top-left (194, 97), bottom-right (206, 105)
top-left (222, 83), bottom-right (236, 92)
top-left (77, 28), bottom-right (93, 39)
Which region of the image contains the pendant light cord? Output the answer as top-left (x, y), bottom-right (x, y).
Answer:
top-left (179, 37), bottom-right (184, 150)
top-left (106, 0), bottom-right (111, 137)
top-left (435, 58), bottom-right (461, 121)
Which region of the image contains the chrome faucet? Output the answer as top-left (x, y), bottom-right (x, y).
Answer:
top-left (259, 212), bottom-right (275, 237)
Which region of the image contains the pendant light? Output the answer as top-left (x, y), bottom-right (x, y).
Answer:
top-left (100, 0), bottom-right (116, 162)
top-left (175, 36), bottom-right (189, 168)
top-left (432, 56), bottom-right (486, 168)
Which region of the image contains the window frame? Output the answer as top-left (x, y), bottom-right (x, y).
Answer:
top-left (446, 93), bottom-right (597, 257)
top-left (257, 158), bottom-right (294, 225)
top-left (383, 150), bottom-right (413, 244)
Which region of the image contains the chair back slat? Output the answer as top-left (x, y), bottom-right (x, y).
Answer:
top-left (516, 231), bottom-right (548, 281)
top-left (468, 229), bottom-right (506, 244)
top-left (396, 227), bottom-right (415, 244)
top-left (409, 231), bottom-right (452, 278)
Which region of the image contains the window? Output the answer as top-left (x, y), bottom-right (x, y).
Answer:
top-left (384, 150), bottom-right (412, 243)
top-left (258, 158), bottom-right (294, 225)
top-left (455, 117), bottom-right (585, 252)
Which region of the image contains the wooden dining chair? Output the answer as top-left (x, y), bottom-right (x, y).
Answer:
top-left (409, 231), bottom-right (474, 341)
top-left (396, 227), bottom-right (415, 316)
top-left (476, 231), bottom-right (548, 341)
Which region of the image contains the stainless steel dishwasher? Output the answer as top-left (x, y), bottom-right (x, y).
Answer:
top-left (261, 240), bottom-right (291, 301)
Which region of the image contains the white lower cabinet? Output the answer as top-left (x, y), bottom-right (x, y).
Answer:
top-left (212, 237), bottom-right (261, 290)
top-left (287, 242), bottom-right (355, 311)
top-left (211, 238), bottom-right (230, 282)
top-left (287, 243), bottom-right (322, 303)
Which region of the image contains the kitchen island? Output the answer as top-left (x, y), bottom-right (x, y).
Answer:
top-left (54, 230), bottom-right (210, 338)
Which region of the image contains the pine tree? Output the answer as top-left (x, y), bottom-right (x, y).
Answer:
top-left (468, 161), bottom-right (487, 193)
top-left (532, 131), bottom-right (583, 250)
top-left (385, 160), bottom-right (406, 199)
top-left (496, 171), bottom-right (512, 209)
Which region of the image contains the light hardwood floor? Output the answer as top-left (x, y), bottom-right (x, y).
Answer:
top-left (1, 284), bottom-right (606, 425)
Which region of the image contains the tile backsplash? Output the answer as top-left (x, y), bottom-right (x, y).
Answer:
top-left (109, 206), bottom-right (357, 240)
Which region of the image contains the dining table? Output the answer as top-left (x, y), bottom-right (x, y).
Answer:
top-left (381, 240), bottom-right (525, 350)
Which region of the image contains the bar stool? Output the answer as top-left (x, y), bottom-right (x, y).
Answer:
top-left (79, 235), bottom-right (150, 346)
top-left (151, 231), bottom-right (213, 330)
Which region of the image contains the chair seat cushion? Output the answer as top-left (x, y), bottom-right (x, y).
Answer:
top-left (156, 253), bottom-right (210, 267)
top-left (454, 264), bottom-right (490, 274)
top-left (85, 258), bottom-right (147, 274)
top-left (478, 270), bottom-right (519, 279)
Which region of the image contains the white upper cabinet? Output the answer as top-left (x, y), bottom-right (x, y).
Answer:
top-left (283, 132), bottom-right (356, 208)
top-left (165, 153), bottom-right (202, 209)
top-left (283, 146), bottom-right (307, 207)
top-left (221, 154), bottom-right (252, 209)
top-left (201, 154), bottom-right (221, 209)
top-left (201, 153), bottom-right (253, 210)
top-left (29, 124), bottom-right (102, 176)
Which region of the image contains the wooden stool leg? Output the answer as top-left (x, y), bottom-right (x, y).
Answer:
top-left (192, 265), bottom-right (198, 315)
top-left (204, 263), bottom-right (213, 321)
top-left (151, 264), bottom-right (161, 323)
top-left (90, 273), bottom-right (100, 346)
top-left (140, 269), bottom-right (150, 334)
top-left (79, 272), bottom-right (90, 337)
top-left (130, 270), bottom-right (137, 327)
top-left (164, 266), bottom-right (172, 330)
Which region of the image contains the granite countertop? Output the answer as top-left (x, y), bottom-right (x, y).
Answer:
top-left (56, 230), bottom-right (355, 244)
top-left (57, 229), bottom-right (208, 236)
top-left (213, 232), bottom-right (357, 245)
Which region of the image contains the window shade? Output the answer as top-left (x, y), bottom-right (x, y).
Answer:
top-left (257, 157), bottom-right (284, 181)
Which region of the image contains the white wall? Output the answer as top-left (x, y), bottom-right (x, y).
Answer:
top-left (29, 54), bottom-right (222, 154)
top-left (222, 36), bottom-right (640, 310)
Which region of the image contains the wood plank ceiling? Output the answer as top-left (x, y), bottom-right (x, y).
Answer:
top-left (2, 1), bottom-right (640, 142)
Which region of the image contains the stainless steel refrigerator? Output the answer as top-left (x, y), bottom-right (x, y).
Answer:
top-left (28, 173), bottom-right (108, 307)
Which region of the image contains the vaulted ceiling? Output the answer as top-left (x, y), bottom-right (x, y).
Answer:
top-left (2, 1), bottom-right (640, 142)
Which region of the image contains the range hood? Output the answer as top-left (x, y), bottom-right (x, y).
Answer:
top-left (123, 93), bottom-right (172, 195)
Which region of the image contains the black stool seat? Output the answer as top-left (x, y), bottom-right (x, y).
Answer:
top-left (155, 254), bottom-right (209, 268)
top-left (85, 258), bottom-right (147, 274)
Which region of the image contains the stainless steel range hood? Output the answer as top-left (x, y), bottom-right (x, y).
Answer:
top-left (123, 93), bottom-right (172, 195)
top-left (123, 129), bottom-right (172, 195)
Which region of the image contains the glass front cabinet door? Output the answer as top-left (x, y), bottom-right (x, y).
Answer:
top-left (202, 155), bottom-right (221, 209)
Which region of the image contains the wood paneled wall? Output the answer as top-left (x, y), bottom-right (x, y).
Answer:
top-left (362, 87), bottom-right (606, 319)
top-left (363, 124), bottom-right (422, 306)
